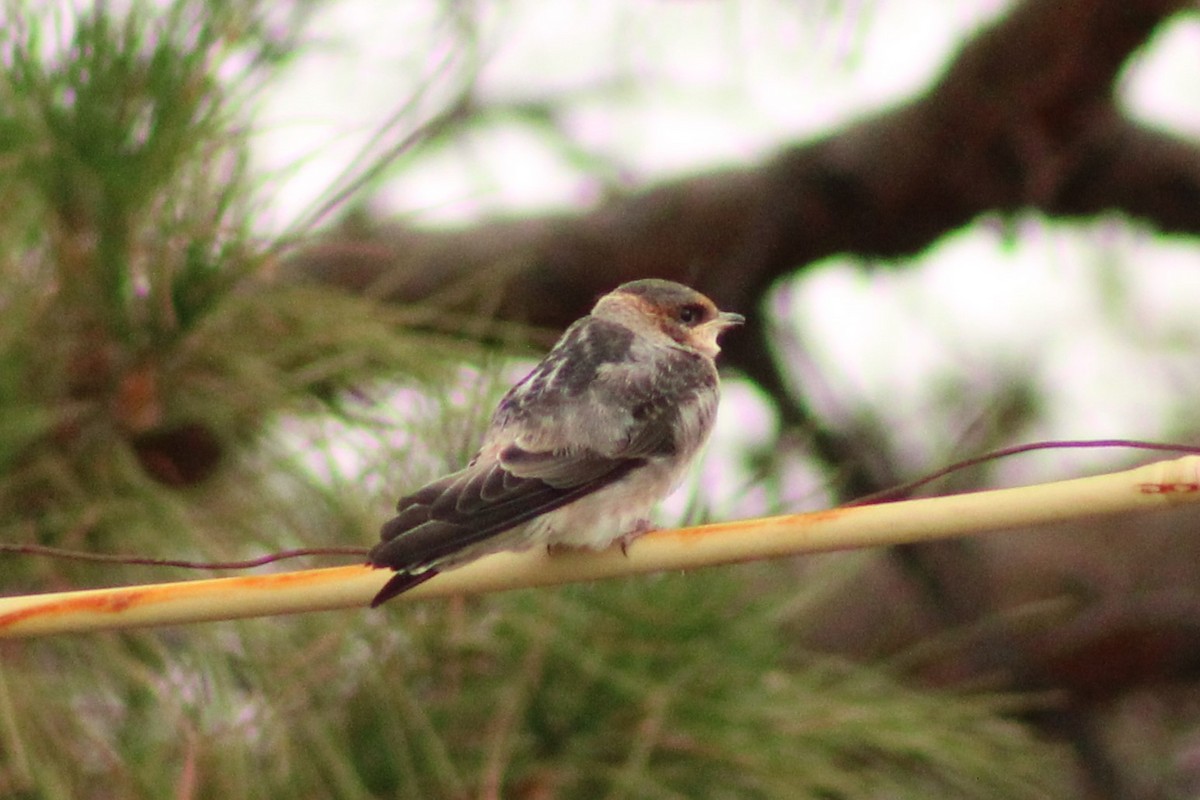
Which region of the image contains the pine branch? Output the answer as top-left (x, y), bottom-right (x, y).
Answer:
top-left (4, 454), bottom-right (1199, 639)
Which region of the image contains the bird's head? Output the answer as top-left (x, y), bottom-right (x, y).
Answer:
top-left (592, 279), bottom-right (745, 358)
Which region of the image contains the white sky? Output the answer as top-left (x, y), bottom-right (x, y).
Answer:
top-left (250, 0), bottom-right (1200, 511)
top-left (252, 1), bottom-right (1199, 226)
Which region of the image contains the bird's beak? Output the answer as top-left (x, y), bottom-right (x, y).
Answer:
top-left (692, 310), bottom-right (744, 357)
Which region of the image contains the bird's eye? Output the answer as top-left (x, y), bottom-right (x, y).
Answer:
top-left (678, 304), bottom-right (707, 325)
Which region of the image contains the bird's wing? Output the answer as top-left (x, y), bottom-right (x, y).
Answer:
top-left (368, 444), bottom-right (646, 572)
top-left (368, 445), bottom-right (648, 606)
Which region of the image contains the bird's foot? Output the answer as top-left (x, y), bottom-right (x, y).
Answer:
top-left (617, 519), bottom-right (657, 556)
top-left (544, 520), bottom-right (657, 558)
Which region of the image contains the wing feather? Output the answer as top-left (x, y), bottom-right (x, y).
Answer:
top-left (368, 448), bottom-right (644, 576)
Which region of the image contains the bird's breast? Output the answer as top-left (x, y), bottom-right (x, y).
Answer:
top-left (524, 454), bottom-right (683, 549)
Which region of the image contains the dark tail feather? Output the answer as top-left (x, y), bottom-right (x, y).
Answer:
top-left (370, 567), bottom-right (439, 608)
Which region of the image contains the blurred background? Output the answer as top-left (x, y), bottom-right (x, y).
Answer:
top-left (1, 0), bottom-right (1198, 797)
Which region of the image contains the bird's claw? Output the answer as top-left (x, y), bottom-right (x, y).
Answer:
top-left (543, 519), bottom-right (657, 558)
top-left (618, 519), bottom-right (657, 556)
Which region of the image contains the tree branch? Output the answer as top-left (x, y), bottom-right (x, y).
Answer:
top-left (287, 0), bottom-right (1198, 324)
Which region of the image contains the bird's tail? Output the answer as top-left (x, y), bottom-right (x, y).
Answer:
top-left (368, 568), bottom-right (439, 608)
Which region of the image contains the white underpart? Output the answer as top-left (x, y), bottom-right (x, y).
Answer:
top-left (524, 458), bottom-right (680, 548)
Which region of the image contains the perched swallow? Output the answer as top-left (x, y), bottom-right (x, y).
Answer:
top-left (368, 279), bottom-right (744, 607)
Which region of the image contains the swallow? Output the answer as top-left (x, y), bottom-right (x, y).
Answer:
top-left (367, 279), bottom-right (744, 607)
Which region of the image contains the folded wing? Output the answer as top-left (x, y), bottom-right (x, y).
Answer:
top-left (367, 446), bottom-right (647, 605)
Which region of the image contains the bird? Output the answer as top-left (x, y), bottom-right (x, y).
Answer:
top-left (367, 279), bottom-right (744, 607)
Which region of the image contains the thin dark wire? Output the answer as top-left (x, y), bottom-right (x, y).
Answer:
top-left (844, 439), bottom-right (1200, 507)
top-left (0, 544), bottom-right (370, 570)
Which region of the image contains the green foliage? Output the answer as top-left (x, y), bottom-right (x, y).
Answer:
top-left (2, 567), bottom-right (1072, 799)
top-left (4, 2), bottom-right (230, 340)
top-left (0, 0), bottom-right (457, 583)
top-left (0, 3), bottom-right (1073, 799)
